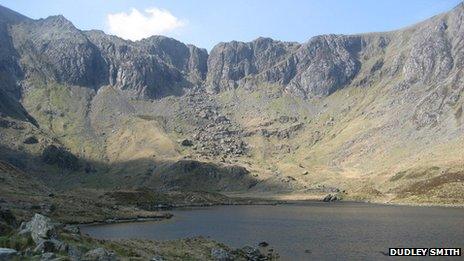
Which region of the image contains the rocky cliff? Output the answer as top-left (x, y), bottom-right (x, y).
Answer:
top-left (0, 3), bottom-right (463, 205)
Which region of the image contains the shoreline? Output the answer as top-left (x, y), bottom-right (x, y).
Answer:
top-left (77, 198), bottom-right (464, 229)
top-left (77, 200), bottom-right (289, 227)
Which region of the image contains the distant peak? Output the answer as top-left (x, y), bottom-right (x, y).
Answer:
top-left (253, 37), bottom-right (274, 42)
top-left (41, 15), bottom-right (75, 28)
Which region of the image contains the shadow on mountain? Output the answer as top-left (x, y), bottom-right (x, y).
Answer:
top-left (0, 144), bottom-right (260, 193)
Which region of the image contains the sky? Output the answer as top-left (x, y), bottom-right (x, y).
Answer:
top-left (0, 0), bottom-right (462, 50)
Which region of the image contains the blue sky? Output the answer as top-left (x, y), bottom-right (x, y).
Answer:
top-left (1, 0), bottom-right (462, 50)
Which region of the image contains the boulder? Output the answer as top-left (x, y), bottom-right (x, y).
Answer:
top-left (34, 239), bottom-right (68, 254)
top-left (67, 245), bottom-right (83, 260)
top-left (240, 246), bottom-right (264, 260)
top-left (211, 248), bottom-right (233, 261)
top-left (323, 194), bottom-right (332, 202)
top-left (0, 248), bottom-right (17, 260)
top-left (181, 139), bottom-right (193, 147)
top-left (23, 136), bottom-right (39, 144)
top-left (322, 194), bottom-right (340, 202)
top-left (83, 247), bottom-right (117, 261)
top-left (19, 214), bottom-right (59, 244)
top-left (151, 256), bottom-right (165, 261)
top-left (63, 224), bottom-right (80, 235)
top-left (41, 252), bottom-right (56, 260)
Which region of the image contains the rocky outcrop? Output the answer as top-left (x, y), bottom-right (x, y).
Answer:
top-left (85, 32), bottom-right (208, 98)
top-left (211, 248), bottom-right (233, 261)
top-left (154, 160), bottom-right (258, 191)
top-left (284, 35), bottom-right (362, 98)
top-left (11, 15), bottom-right (107, 88)
top-left (205, 35), bottom-right (363, 98)
top-left (83, 247), bottom-right (117, 261)
top-left (6, 8), bottom-right (208, 99)
top-left (206, 37), bottom-right (300, 93)
top-left (2, 3), bottom-right (464, 102)
top-left (19, 213), bottom-right (58, 244)
top-left (41, 145), bottom-right (79, 170)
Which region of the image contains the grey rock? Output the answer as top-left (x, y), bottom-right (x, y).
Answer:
top-left (206, 37), bottom-right (300, 93)
top-left (151, 256), bottom-right (165, 261)
top-left (211, 248), bottom-right (233, 261)
top-left (0, 248), bottom-right (17, 260)
top-left (63, 224), bottom-right (80, 235)
top-left (23, 136), bottom-right (38, 144)
top-left (41, 252), bottom-right (56, 260)
top-left (34, 239), bottom-right (68, 254)
top-left (67, 245), bottom-right (83, 261)
top-left (181, 139), bottom-right (193, 146)
top-left (323, 194), bottom-right (340, 202)
top-left (19, 214), bottom-right (59, 244)
top-left (240, 246), bottom-right (265, 260)
top-left (83, 247), bottom-right (117, 261)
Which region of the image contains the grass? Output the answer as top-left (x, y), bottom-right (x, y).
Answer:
top-left (0, 235), bottom-right (35, 251)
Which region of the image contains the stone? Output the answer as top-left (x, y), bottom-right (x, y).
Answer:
top-left (67, 245), bottom-right (83, 260)
top-left (34, 239), bottom-right (68, 254)
top-left (258, 241), bottom-right (269, 247)
top-left (63, 224), bottom-right (80, 235)
top-left (181, 139), bottom-right (193, 147)
top-left (41, 252), bottom-right (56, 260)
top-left (151, 256), bottom-right (165, 261)
top-left (323, 194), bottom-right (340, 202)
top-left (83, 247), bottom-right (117, 261)
top-left (211, 248), bottom-right (233, 261)
top-left (240, 246), bottom-right (264, 260)
top-left (0, 248), bottom-right (17, 260)
top-left (23, 136), bottom-right (39, 144)
top-left (323, 194), bottom-right (333, 202)
top-left (19, 214), bottom-right (59, 244)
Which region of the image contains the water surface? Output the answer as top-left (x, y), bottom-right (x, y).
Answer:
top-left (81, 202), bottom-right (464, 260)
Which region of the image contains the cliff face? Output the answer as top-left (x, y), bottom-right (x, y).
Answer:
top-left (5, 11), bottom-right (208, 99)
top-left (2, 3), bottom-right (463, 100)
top-left (207, 3), bottom-right (464, 99)
top-left (0, 3), bottom-right (463, 204)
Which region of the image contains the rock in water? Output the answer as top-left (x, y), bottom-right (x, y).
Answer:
top-left (323, 194), bottom-right (333, 202)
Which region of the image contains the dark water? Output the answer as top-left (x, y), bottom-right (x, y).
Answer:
top-left (81, 202), bottom-right (464, 260)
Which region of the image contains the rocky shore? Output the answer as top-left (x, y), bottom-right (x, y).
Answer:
top-left (0, 209), bottom-right (279, 260)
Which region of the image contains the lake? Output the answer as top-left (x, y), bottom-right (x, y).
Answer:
top-left (81, 202), bottom-right (464, 260)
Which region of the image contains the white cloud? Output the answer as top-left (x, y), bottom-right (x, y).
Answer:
top-left (107, 7), bottom-right (186, 41)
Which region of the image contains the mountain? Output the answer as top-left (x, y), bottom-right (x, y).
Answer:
top-left (0, 3), bottom-right (463, 205)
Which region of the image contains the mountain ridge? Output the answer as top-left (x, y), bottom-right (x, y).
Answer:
top-left (0, 3), bottom-right (463, 205)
